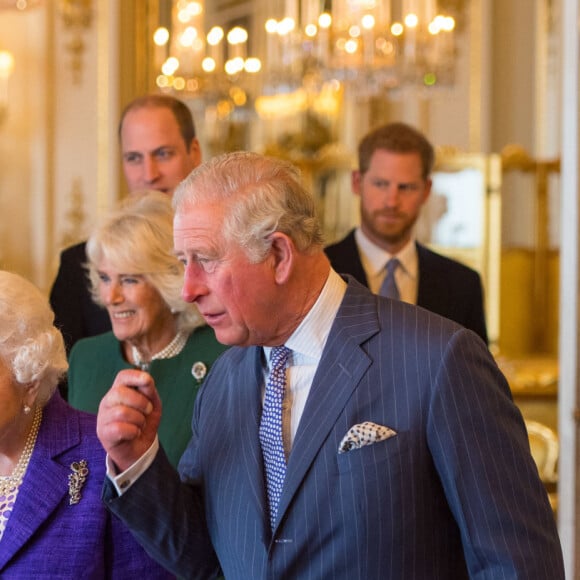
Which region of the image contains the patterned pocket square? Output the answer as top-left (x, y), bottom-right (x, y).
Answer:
top-left (338, 421), bottom-right (397, 454)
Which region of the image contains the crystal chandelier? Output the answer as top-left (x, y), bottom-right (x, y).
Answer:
top-left (154, 0), bottom-right (463, 102)
top-left (154, 1), bottom-right (262, 109)
top-left (262, 0), bottom-right (460, 97)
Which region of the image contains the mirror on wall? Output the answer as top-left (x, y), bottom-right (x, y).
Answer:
top-left (418, 152), bottom-right (502, 347)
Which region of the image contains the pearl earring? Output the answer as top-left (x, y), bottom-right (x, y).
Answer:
top-left (23, 404), bottom-right (31, 415)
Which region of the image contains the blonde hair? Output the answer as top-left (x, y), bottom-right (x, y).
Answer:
top-left (0, 271), bottom-right (67, 406)
top-left (86, 190), bottom-right (204, 332)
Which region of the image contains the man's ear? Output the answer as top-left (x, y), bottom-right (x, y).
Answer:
top-left (421, 177), bottom-right (433, 205)
top-left (352, 170), bottom-right (362, 197)
top-left (189, 138), bottom-right (202, 167)
top-left (269, 232), bottom-right (294, 284)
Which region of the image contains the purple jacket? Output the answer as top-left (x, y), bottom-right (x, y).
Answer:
top-left (0, 393), bottom-right (173, 579)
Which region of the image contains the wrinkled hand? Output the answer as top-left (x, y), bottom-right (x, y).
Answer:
top-left (97, 369), bottom-right (162, 473)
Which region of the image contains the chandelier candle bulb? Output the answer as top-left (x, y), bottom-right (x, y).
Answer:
top-left (284, 0), bottom-right (298, 26)
top-left (316, 13), bottom-right (331, 64)
top-left (207, 26), bottom-right (224, 72)
top-left (265, 19), bottom-right (279, 74)
top-left (362, 14), bottom-right (376, 67)
top-left (277, 18), bottom-right (296, 69)
top-left (153, 27), bottom-right (169, 70)
top-left (403, 12), bottom-right (418, 63)
top-left (227, 27), bottom-right (247, 62)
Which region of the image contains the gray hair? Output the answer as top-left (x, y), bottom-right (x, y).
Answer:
top-left (86, 190), bottom-right (204, 332)
top-left (173, 151), bottom-right (325, 262)
top-left (0, 271), bottom-right (67, 406)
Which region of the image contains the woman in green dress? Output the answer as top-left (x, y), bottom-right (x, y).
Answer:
top-left (68, 191), bottom-right (228, 467)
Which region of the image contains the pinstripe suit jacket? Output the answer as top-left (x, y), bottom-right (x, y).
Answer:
top-left (104, 278), bottom-right (563, 579)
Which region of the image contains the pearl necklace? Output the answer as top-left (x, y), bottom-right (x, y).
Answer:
top-left (131, 330), bottom-right (188, 372)
top-left (0, 406), bottom-right (42, 497)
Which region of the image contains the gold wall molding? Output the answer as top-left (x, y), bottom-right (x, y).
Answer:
top-left (501, 144), bottom-right (561, 354)
top-left (60, 177), bottom-right (86, 248)
top-left (59, 0), bottom-right (93, 84)
top-left (117, 0), bottom-right (161, 197)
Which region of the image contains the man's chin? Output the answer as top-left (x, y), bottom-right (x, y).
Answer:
top-left (372, 220), bottom-right (415, 244)
top-left (212, 327), bottom-right (246, 347)
top-left (375, 229), bottom-right (407, 246)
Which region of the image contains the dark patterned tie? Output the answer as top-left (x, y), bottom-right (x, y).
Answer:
top-left (259, 346), bottom-right (291, 529)
top-left (379, 258), bottom-right (400, 299)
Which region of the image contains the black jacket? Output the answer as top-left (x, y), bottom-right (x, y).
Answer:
top-left (325, 230), bottom-right (488, 344)
top-left (49, 241), bottom-right (111, 354)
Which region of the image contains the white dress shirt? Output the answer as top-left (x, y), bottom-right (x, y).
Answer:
top-left (263, 268), bottom-right (347, 455)
top-left (354, 227), bottom-right (419, 304)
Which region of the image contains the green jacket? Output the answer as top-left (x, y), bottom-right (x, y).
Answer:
top-left (68, 326), bottom-right (228, 467)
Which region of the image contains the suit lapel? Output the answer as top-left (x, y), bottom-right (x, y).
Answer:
top-left (234, 348), bottom-right (270, 532)
top-left (275, 281), bottom-right (380, 529)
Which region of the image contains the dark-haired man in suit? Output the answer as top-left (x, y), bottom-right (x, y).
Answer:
top-left (49, 94), bottom-right (202, 355)
top-left (325, 121), bottom-right (488, 344)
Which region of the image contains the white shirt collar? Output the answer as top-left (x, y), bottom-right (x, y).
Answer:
top-left (264, 268), bottom-right (347, 365)
top-left (355, 227), bottom-right (418, 280)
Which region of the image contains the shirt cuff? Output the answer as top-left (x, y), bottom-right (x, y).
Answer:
top-left (106, 436), bottom-right (160, 496)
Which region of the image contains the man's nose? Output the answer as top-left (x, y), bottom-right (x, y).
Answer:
top-left (384, 184), bottom-right (401, 205)
top-left (143, 156), bottom-right (161, 183)
top-left (182, 263), bottom-right (208, 304)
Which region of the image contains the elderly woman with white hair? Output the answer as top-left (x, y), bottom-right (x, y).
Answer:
top-left (0, 270), bottom-right (173, 577)
top-left (68, 190), bottom-right (227, 467)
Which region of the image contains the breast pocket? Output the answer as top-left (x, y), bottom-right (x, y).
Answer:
top-left (336, 430), bottom-right (406, 477)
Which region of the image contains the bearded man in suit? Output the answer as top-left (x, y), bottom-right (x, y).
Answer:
top-left (96, 151), bottom-right (563, 579)
top-left (325, 122), bottom-right (488, 344)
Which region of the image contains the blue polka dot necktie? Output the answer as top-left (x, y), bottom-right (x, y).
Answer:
top-left (259, 345), bottom-right (290, 529)
top-left (379, 258), bottom-right (400, 299)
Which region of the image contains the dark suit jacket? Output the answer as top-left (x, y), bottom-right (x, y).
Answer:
top-left (0, 393), bottom-right (173, 578)
top-left (325, 230), bottom-right (488, 344)
top-left (49, 241), bottom-right (111, 353)
top-left (104, 279), bottom-right (563, 580)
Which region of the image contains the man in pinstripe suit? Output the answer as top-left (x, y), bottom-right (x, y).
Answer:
top-left (97, 152), bottom-right (563, 579)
